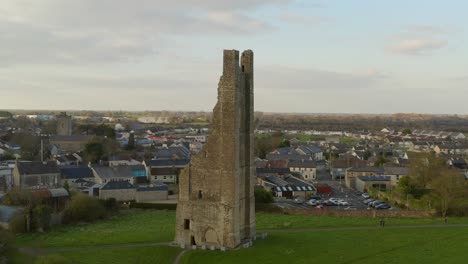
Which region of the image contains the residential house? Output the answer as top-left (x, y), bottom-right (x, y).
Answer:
top-left (144, 159), bottom-right (190, 184)
top-left (13, 161), bottom-right (60, 189)
top-left (54, 153), bottom-right (81, 166)
top-left (345, 167), bottom-right (383, 189)
top-left (154, 144), bottom-right (191, 160)
top-left (287, 160), bottom-right (317, 181)
top-left (108, 156), bottom-right (141, 167)
top-left (383, 166), bottom-right (409, 185)
top-left (97, 181), bottom-right (169, 202)
top-left (92, 165), bottom-right (147, 185)
top-left (331, 157), bottom-right (367, 180)
top-left (355, 176), bottom-right (392, 192)
top-left (0, 165), bottom-right (13, 191)
top-left (59, 165), bottom-right (95, 191)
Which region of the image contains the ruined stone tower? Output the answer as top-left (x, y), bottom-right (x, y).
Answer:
top-left (56, 112), bottom-right (72, 136)
top-left (175, 49), bottom-right (255, 249)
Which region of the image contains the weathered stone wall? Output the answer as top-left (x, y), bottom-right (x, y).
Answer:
top-left (57, 112), bottom-right (72, 136)
top-left (175, 50), bottom-right (255, 249)
top-left (99, 189), bottom-right (135, 201)
top-left (136, 190), bottom-right (168, 202)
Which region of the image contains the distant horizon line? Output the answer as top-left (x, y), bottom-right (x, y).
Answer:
top-left (1, 108), bottom-right (467, 117)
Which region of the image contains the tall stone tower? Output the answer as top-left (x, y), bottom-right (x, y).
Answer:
top-left (175, 49), bottom-right (255, 249)
top-left (56, 112), bottom-right (72, 136)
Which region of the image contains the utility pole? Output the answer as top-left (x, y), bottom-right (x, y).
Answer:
top-left (40, 139), bottom-right (44, 162)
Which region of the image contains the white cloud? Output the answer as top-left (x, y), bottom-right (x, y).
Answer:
top-left (388, 39), bottom-right (447, 56)
top-left (387, 25), bottom-right (450, 56)
top-left (0, 0), bottom-right (289, 66)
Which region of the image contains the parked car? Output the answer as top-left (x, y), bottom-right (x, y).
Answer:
top-left (321, 200), bottom-right (335, 206)
top-left (375, 203), bottom-right (391, 210)
top-left (363, 199), bottom-right (375, 204)
top-left (307, 199), bottom-right (319, 206)
top-left (337, 200), bottom-right (349, 206)
top-left (309, 195), bottom-right (321, 200)
top-left (369, 200), bottom-right (385, 208)
top-left (362, 193), bottom-right (370, 199)
top-left (294, 198), bottom-right (305, 204)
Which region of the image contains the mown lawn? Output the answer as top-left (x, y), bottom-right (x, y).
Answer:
top-left (15, 210), bottom-right (176, 248)
top-left (14, 210), bottom-right (468, 264)
top-left (33, 246), bottom-right (181, 264)
top-left (181, 227), bottom-right (468, 264)
top-left (256, 213), bottom-right (468, 229)
top-left (16, 210), bottom-right (468, 249)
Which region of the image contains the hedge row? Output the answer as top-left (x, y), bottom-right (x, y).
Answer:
top-left (129, 202), bottom-right (177, 210)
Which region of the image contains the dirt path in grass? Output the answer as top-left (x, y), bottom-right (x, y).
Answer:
top-left (173, 249), bottom-right (189, 264)
top-left (19, 223), bottom-right (468, 256)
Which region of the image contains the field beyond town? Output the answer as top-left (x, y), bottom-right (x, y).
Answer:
top-left (12, 210), bottom-right (468, 264)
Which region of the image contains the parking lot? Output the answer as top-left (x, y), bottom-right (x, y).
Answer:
top-left (273, 169), bottom-right (384, 210)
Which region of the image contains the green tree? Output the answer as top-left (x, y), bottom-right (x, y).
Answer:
top-left (363, 150), bottom-right (371, 160)
top-left (0, 226), bottom-right (14, 263)
top-left (63, 193), bottom-right (106, 223)
top-left (402, 128), bottom-right (412, 135)
top-left (63, 180), bottom-right (70, 193)
top-left (84, 141), bottom-right (105, 163)
top-left (430, 168), bottom-right (467, 217)
top-left (127, 131), bottom-right (135, 150)
top-left (254, 188), bottom-right (274, 204)
top-left (374, 155), bottom-right (387, 167)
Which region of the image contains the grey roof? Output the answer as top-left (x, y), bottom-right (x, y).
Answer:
top-left (266, 153), bottom-right (312, 161)
top-left (357, 175), bottom-right (391, 181)
top-left (60, 165), bottom-right (93, 179)
top-left (287, 160), bottom-right (316, 168)
top-left (93, 165), bottom-right (145, 179)
top-left (50, 135), bottom-right (92, 142)
top-left (100, 180), bottom-right (135, 190)
top-left (264, 175), bottom-right (289, 187)
top-left (383, 167), bottom-right (408, 176)
top-left (17, 161), bottom-right (59, 175)
top-left (347, 166), bottom-right (383, 173)
top-left (144, 159), bottom-right (190, 168)
top-left (298, 145), bottom-right (322, 154)
top-left (136, 185), bottom-right (168, 192)
top-left (154, 146), bottom-right (191, 160)
top-left (284, 176), bottom-right (315, 189)
top-left (256, 167), bottom-right (290, 175)
top-left (48, 188), bottom-right (69, 197)
top-left (274, 147), bottom-right (295, 154)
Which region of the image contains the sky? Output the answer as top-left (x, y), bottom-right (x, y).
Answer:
top-left (0, 0), bottom-right (467, 114)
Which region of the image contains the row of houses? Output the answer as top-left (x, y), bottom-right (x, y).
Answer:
top-left (8, 157), bottom-right (191, 201)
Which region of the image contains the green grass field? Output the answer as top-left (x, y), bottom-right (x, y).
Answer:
top-left (35, 246), bottom-right (181, 264)
top-left (181, 227), bottom-right (468, 264)
top-left (13, 210), bottom-right (468, 264)
top-left (15, 210), bottom-right (175, 248)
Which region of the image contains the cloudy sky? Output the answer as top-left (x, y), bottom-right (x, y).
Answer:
top-left (1, 0), bottom-right (467, 114)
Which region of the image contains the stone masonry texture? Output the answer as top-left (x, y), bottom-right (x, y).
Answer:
top-left (175, 49), bottom-right (255, 249)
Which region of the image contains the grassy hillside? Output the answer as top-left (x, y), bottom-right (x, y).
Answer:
top-left (181, 227), bottom-right (468, 264)
top-left (13, 210), bottom-right (468, 264)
